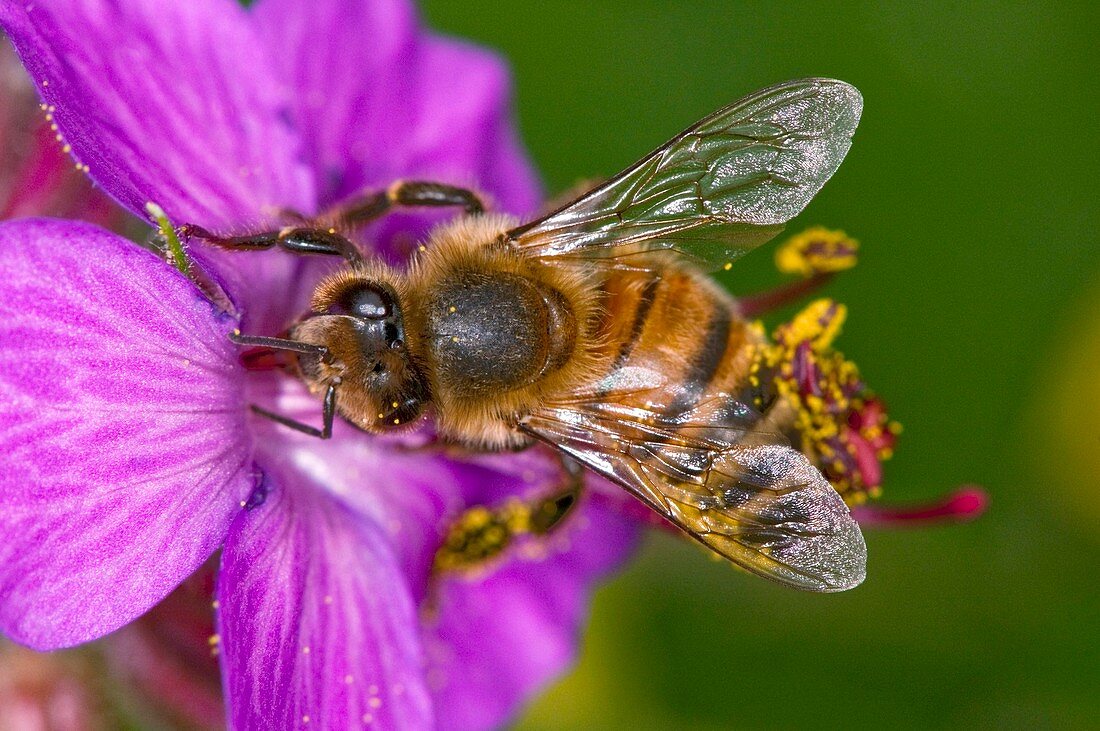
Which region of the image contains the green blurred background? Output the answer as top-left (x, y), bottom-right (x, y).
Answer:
top-left (421, 2), bottom-right (1100, 728)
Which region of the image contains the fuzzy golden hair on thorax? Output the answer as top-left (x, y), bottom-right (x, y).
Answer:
top-left (405, 214), bottom-right (611, 448)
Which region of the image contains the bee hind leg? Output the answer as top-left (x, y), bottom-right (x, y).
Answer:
top-left (529, 456), bottom-right (584, 535)
top-left (432, 456), bottom-right (584, 573)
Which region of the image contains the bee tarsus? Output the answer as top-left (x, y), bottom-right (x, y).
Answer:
top-left (247, 383), bottom-right (337, 440)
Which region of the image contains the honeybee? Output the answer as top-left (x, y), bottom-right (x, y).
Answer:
top-left (183, 78), bottom-right (867, 592)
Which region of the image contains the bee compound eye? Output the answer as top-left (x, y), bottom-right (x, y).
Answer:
top-left (327, 284), bottom-right (395, 320)
top-left (351, 286), bottom-right (392, 319)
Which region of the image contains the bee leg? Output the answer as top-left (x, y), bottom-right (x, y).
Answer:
top-left (178, 224), bottom-right (365, 266)
top-left (226, 332), bottom-right (337, 438)
top-left (320, 180), bottom-right (487, 227)
top-left (432, 457), bottom-right (584, 573)
top-left (529, 456), bottom-right (585, 535)
top-left (249, 383), bottom-right (338, 440)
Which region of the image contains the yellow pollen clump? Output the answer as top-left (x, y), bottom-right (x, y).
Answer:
top-left (786, 298), bottom-right (847, 350)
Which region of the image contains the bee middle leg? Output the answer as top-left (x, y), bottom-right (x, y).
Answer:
top-left (317, 180), bottom-right (487, 228)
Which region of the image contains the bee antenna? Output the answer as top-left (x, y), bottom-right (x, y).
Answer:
top-left (228, 331), bottom-right (329, 360)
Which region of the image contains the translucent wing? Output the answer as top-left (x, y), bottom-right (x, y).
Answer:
top-left (508, 78), bottom-right (862, 271)
top-left (520, 383), bottom-right (867, 592)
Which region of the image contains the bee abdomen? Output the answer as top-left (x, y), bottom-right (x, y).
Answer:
top-left (426, 270), bottom-right (574, 395)
top-left (594, 264), bottom-right (758, 423)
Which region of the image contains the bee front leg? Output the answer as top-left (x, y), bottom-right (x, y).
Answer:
top-left (227, 332), bottom-right (338, 440)
top-left (178, 224), bottom-right (365, 266)
top-left (249, 383), bottom-right (337, 440)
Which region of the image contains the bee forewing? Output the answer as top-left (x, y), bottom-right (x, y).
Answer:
top-left (509, 78), bottom-right (862, 271)
top-left (521, 390), bottom-right (867, 592)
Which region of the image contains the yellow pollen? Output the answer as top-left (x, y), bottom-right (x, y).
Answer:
top-left (45, 113), bottom-right (52, 121)
top-left (368, 697), bottom-right (382, 710)
top-left (212, 600), bottom-right (220, 609)
top-left (208, 634), bottom-right (220, 646)
top-left (775, 226), bottom-right (859, 277)
top-left (302, 646), bottom-right (311, 655)
top-left (393, 418), bottom-right (401, 425)
top-left (328, 227), bottom-right (336, 234)
top-left (723, 262), bottom-right (732, 270)
top-left (451, 336), bottom-right (459, 343)
top-left (391, 401), bottom-right (399, 408)
top-left (302, 715), bottom-right (310, 724)
top-left (448, 306), bottom-right (456, 313)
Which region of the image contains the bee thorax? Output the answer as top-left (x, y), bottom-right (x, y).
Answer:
top-left (426, 270), bottom-right (575, 395)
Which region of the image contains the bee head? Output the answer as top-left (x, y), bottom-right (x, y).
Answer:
top-left (291, 273), bottom-right (429, 430)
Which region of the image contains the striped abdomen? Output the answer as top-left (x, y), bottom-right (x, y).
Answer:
top-left (580, 261), bottom-right (765, 422)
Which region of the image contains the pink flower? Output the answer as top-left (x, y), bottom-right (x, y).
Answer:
top-left (0, 1), bottom-right (636, 728)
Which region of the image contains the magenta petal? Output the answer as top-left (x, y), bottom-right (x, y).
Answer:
top-left (425, 496), bottom-right (638, 731)
top-left (251, 0), bottom-right (419, 205)
top-left (218, 472), bottom-right (433, 729)
top-left (361, 34), bottom-right (544, 258)
top-left (407, 36), bottom-right (543, 217)
top-left (254, 0), bottom-right (539, 214)
top-left (0, 0), bottom-right (314, 227)
top-left (0, 219), bottom-right (252, 650)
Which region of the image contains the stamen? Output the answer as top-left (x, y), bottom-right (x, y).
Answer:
top-left (851, 486), bottom-right (988, 527)
top-left (145, 202), bottom-right (190, 275)
top-left (739, 227), bottom-right (859, 316)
